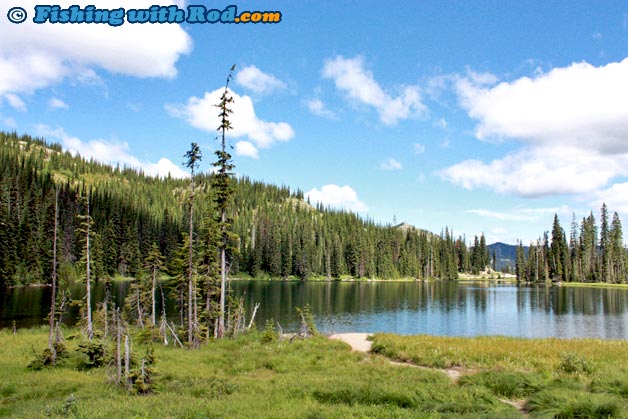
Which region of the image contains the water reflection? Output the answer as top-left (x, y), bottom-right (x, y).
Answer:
top-left (3, 280), bottom-right (628, 339)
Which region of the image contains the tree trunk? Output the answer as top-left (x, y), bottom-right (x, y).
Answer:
top-left (217, 219), bottom-right (227, 338)
top-left (48, 187), bottom-right (59, 362)
top-left (116, 308), bottom-right (122, 384)
top-left (85, 198), bottom-right (93, 340)
top-left (151, 267), bottom-right (156, 327)
top-left (124, 334), bottom-right (130, 389)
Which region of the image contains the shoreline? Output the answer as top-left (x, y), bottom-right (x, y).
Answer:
top-left (7, 276), bottom-right (628, 290)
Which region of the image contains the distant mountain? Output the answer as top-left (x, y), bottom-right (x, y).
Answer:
top-left (487, 242), bottom-right (528, 272)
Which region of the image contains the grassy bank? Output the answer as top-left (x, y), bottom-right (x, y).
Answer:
top-left (4, 329), bottom-right (628, 418)
top-left (371, 334), bottom-right (628, 418)
top-left (2, 328), bottom-right (521, 419)
top-left (556, 281), bottom-right (628, 289)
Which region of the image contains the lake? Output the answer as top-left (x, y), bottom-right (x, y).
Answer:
top-left (3, 280), bottom-right (628, 339)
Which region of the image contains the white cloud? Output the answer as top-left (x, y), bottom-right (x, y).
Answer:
top-left (305, 184), bottom-right (368, 213)
top-left (520, 206), bottom-right (573, 216)
top-left (593, 183), bottom-right (628, 214)
top-left (4, 93), bottom-right (26, 111)
top-left (322, 55), bottom-right (426, 125)
top-left (36, 125), bottom-right (188, 178)
top-left (380, 157), bottom-right (403, 171)
top-left (441, 146), bottom-right (626, 198)
top-left (466, 69), bottom-right (498, 86)
top-left (305, 98), bottom-right (336, 119)
top-left (49, 97), bottom-right (69, 110)
top-left (235, 65), bottom-right (286, 95)
top-left (234, 141), bottom-right (259, 159)
top-left (466, 209), bottom-right (538, 222)
top-left (145, 158), bottom-right (189, 178)
top-left (455, 58), bottom-right (628, 152)
top-left (413, 143), bottom-right (426, 154)
top-left (166, 88), bottom-right (294, 156)
top-left (0, 0), bottom-right (191, 97)
top-left (444, 58), bottom-right (628, 198)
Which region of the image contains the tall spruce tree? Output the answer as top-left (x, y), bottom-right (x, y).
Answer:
top-left (184, 142), bottom-right (202, 347)
top-left (47, 186), bottom-right (59, 363)
top-left (600, 203), bottom-right (611, 282)
top-left (213, 66), bottom-right (236, 338)
top-left (549, 214), bottom-right (567, 281)
top-left (610, 212), bottom-right (624, 283)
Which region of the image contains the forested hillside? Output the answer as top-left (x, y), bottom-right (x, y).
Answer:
top-left (0, 131), bottom-right (492, 288)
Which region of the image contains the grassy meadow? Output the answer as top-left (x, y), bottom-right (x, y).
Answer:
top-left (371, 333), bottom-right (628, 418)
top-left (2, 328), bottom-right (628, 418)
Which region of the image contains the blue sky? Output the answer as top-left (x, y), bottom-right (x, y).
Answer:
top-left (1, 0), bottom-right (628, 245)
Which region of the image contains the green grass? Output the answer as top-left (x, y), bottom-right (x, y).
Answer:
top-left (556, 281), bottom-right (628, 289)
top-left (371, 333), bottom-right (628, 418)
top-left (371, 333), bottom-right (628, 372)
top-left (6, 329), bottom-right (628, 418)
top-left (1, 328), bottom-right (524, 419)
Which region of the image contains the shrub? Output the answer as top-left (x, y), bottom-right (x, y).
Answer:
top-left (28, 342), bottom-right (67, 370)
top-left (77, 340), bottom-right (105, 369)
top-left (261, 318), bottom-right (278, 343)
top-left (557, 352), bottom-right (593, 375)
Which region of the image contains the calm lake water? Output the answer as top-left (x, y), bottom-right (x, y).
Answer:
top-left (3, 280), bottom-right (628, 339)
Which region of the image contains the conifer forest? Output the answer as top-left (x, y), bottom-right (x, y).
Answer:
top-left (3, 129), bottom-right (628, 296)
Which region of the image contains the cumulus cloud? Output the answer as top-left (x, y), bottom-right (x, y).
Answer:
top-left (305, 184), bottom-right (368, 213)
top-left (413, 143), bottom-right (426, 154)
top-left (593, 183), bottom-right (628, 214)
top-left (166, 87), bottom-right (294, 158)
top-left (234, 141), bottom-right (259, 159)
top-left (0, 0), bottom-right (191, 97)
top-left (443, 58), bottom-right (628, 198)
top-left (4, 93), bottom-right (26, 111)
top-left (322, 55), bottom-right (426, 125)
top-left (380, 157), bottom-right (403, 171)
top-left (235, 65), bottom-right (286, 94)
top-left (441, 146), bottom-right (627, 198)
top-left (305, 98), bottom-right (336, 119)
top-left (456, 59), bottom-right (628, 152)
top-left (36, 125), bottom-right (188, 178)
top-left (49, 97), bottom-right (69, 110)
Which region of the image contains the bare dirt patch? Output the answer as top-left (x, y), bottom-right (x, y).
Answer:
top-left (329, 333), bottom-right (372, 352)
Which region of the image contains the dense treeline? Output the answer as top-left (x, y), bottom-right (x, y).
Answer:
top-left (0, 131), bottom-right (495, 289)
top-left (515, 205), bottom-right (628, 283)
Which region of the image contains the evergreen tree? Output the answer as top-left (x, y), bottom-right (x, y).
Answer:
top-left (600, 203), bottom-right (611, 282)
top-left (515, 241), bottom-right (525, 283)
top-left (213, 66), bottom-right (237, 338)
top-left (183, 142), bottom-right (202, 347)
top-left (549, 214), bottom-right (568, 281)
top-left (610, 212), bottom-right (625, 283)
